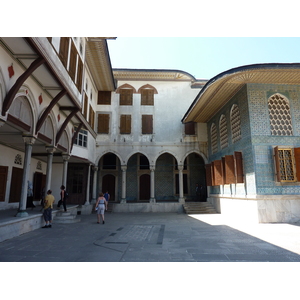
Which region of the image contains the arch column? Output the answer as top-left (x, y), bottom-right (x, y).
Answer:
top-left (92, 166), bottom-right (98, 204)
top-left (61, 153), bottom-right (70, 187)
top-left (16, 136), bottom-right (36, 217)
top-left (85, 164), bottom-right (92, 205)
top-left (121, 165), bottom-right (127, 203)
top-left (178, 165), bottom-right (185, 204)
top-left (150, 165), bottom-right (156, 203)
top-left (44, 146), bottom-right (56, 197)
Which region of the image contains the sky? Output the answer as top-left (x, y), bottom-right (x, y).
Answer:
top-left (107, 37), bottom-right (300, 80)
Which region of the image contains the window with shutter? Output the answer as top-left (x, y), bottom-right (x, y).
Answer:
top-left (68, 41), bottom-right (77, 81)
top-left (234, 152), bottom-right (244, 183)
top-left (97, 114), bottom-right (110, 134)
top-left (83, 93), bottom-right (88, 119)
top-left (98, 91), bottom-right (111, 105)
top-left (141, 89), bottom-right (154, 105)
top-left (212, 160), bottom-right (223, 186)
top-left (294, 147), bottom-right (300, 181)
top-left (120, 89), bottom-right (133, 105)
top-left (273, 147), bottom-right (296, 182)
top-left (89, 105), bottom-right (95, 130)
top-left (185, 122), bottom-right (195, 135)
top-left (76, 58), bottom-right (83, 92)
top-left (205, 164), bottom-right (212, 186)
top-left (59, 37), bottom-right (70, 68)
top-left (120, 115), bottom-right (131, 134)
top-left (142, 115), bottom-right (153, 134)
top-left (224, 155), bottom-right (235, 184)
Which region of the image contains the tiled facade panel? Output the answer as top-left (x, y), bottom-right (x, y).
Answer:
top-left (248, 83), bottom-right (300, 195)
top-left (207, 85), bottom-right (255, 195)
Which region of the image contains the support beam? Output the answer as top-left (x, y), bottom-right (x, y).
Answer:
top-left (2, 57), bottom-right (45, 116)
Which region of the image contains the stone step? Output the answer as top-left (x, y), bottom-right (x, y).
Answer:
top-left (183, 202), bottom-right (218, 214)
top-left (54, 212), bottom-right (81, 223)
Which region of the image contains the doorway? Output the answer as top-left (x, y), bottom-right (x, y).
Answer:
top-left (102, 174), bottom-right (115, 201)
top-left (139, 174), bottom-right (150, 200)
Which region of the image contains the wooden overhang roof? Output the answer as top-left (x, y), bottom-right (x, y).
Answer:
top-left (182, 63), bottom-right (300, 123)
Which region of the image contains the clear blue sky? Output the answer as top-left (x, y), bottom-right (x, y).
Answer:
top-left (107, 37), bottom-right (300, 80)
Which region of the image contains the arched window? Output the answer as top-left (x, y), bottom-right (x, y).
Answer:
top-left (211, 123), bottom-right (218, 154)
top-left (230, 104), bottom-right (241, 143)
top-left (219, 115), bottom-right (228, 149)
top-left (268, 93), bottom-right (293, 136)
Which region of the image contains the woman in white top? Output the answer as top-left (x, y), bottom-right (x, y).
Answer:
top-left (95, 192), bottom-right (108, 224)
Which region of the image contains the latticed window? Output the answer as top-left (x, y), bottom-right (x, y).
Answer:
top-left (231, 104), bottom-right (241, 143)
top-left (219, 115), bottom-right (228, 149)
top-left (14, 154), bottom-right (22, 165)
top-left (274, 147), bottom-right (296, 182)
top-left (268, 94), bottom-right (293, 136)
top-left (211, 123), bottom-right (217, 154)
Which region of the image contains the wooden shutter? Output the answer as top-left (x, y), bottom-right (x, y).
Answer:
top-left (98, 91), bottom-right (111, 105)
top-left (83, 93), bottom-right (88, 119)
top-left (142, 115), bottom-right (153, 134)
top-left (97, 114), bottom-right (110, 133)
top-left (224, 155), bottom-right (235, 184)
top-left (205, 164), bottom-right (212, 186)
top-left (76, 58), bottom-right (83, 92)
top-left (120, 115), bottom-right (131, 134)
top-left (89, 105), bottom-right (95, 129)
top-left (185, 122), bottom-right (195, 135)
top-left (68, 41), bottom-right (77, 81)
top-left (120, 89), bottom-right (133, 105)
top-left (9, 167), bottom-right (23, 203)
top-left (59, 37), bottom-right (70, 68)
top-left (212, 160), bottom-right (223, 186)
top-left (294, 147), bottom-right (300, 181)
top-left (234, 151), bottom-right (244, 183)
top-left (141, 89), bottom-right (154, 105)
top-left (0, 166), bottom-right (8, 202)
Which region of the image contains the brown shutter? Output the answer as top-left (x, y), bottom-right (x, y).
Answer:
top-left (98, 91), bottom-right (111, 105)
top-left (234, 151), bottom-right (244, 183)
top-left (141, 89), bottom-right (154, 105)
top-left (120, 115), bottom-right (131, 134)
top-left (89, 105), bottom-right (95, 129)
top-left (225, 155), bottom-right (235, 184)
top-left (185, 122), bottom-right (195, 135)
top-left (0, 166), bottom-right (8, 202)
top-left (83, 93), bottom-right (88, 119)
top-left (294, 147), bottom-right (300, 181)
top-left (9, 167), bottom-right (23, 203)
top-left (213, 160), bottom-right (223, 186)
top-left (142, 115), bottom-right (153, 134)
top-left (59, 37), bottom-right (70, 68)
top-left (68, 41), bottom-right (77, 81)
top-left (205, 164), bottom-right (212, 186)
top-left (120, 89), bottom-right (133, 105)
top-left (97, 114), bottom-right (110, 134)
top-left (76, 58), bottom-right (83, 92)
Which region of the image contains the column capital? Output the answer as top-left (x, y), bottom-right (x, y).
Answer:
top-left (150, 165), bottom-right (155, 172)
top-left (62, 153), bottom-right (70, 161)
top-left (177, 165), bottom-right (184, 171)
top-left (45, 146), bottom-right (56, 154)
top-left (93, 166), bottom-right (98, 172)
top-left (22, 135), bottom-right (36, 145)
top-left (121, 165), bottom-right (127, 172)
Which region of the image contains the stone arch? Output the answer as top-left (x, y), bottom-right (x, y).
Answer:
top-left (0, 67), bottom-right (7, 115)
top-left (153, 150), bottom-right (180, 167)
top-left (37, 110), bottom-right (56, 145)
top-left (96, 150), bottom-right (123, 166)
top-left (137, 84), bottom-right (158, 94)
top-left (181, 150), bottom-right (208, 165)
top-left (115, 83), bottom-right (137, 94)
top-left (125, 150), bottom-right (152, 166)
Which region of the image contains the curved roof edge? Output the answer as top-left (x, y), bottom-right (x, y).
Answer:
top-left (181, 62), bottom-right (300, 123)
top-left (112, 68), bottom-right (200, 82)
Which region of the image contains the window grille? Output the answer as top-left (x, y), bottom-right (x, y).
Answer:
top-left (219, 115), bottom-right (228, 149)
top-left (231, 104), bottom-right (241, 143)
top-left (211, 123), bottom-right (217, 154)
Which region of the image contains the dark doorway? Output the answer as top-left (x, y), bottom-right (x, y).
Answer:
top-left (0, 166), bottom-right (8, 202)
top-left (139, 174), bottom-right (150, 200)
top-left (9, 167), bottom-right (23, 203)
top-left (33, 172), bottom-right (46, 201)
top-left (102, 174), bottom-right (115, 201)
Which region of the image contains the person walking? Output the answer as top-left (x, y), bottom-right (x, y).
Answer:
top-left (42, 190), bottom-right (55, 228)
top-left (95, 192), bottom-right (108, 224)
top-left (104, 190), bottom-right (110, 202)
top-left (57, 185), bottom-right (67, 212)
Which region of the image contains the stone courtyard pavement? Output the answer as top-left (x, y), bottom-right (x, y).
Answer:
top-left (0, 212), bottom-right (300, 262)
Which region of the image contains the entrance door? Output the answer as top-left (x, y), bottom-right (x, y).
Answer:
top-left (33, 172), bottom-right (46, 201)
top-left (0, 166), bottom-right (8, 202)
top-left (102, 174), bottom-right (115, 201)
top-left (9, 167), bottom-right (23, 203)
top-left (139, 174), bottom-right (150, 200)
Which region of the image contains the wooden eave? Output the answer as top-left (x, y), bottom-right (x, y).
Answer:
top-left (182, 63), bottom-right (300, 123)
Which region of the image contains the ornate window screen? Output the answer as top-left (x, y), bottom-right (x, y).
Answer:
top-left (211, 123), bottom-right (217, 154)
top-left (219, 115), bottom-right (228, 149)
top-left (231, 104), bottom-right (241, 143)
top-left (268, 94), bottom-right (293, 136)
top-left (274, 147), bottom-right (296, 182)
